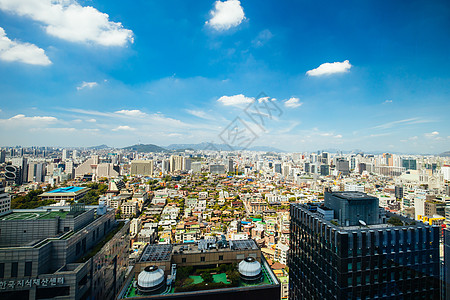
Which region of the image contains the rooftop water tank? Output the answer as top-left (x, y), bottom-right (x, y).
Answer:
top-left (238, 257), bottom-right (262, 281)
top-left (137, 266), bottom-right (165, 293)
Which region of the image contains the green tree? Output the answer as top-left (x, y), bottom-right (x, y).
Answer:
top-left (201, 272), bottom-right (213, 283)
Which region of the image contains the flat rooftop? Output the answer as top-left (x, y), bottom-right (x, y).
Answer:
top-left (0, 210), bottom-right (69, 220)
top-left (41, 186), bottom-right (87, 195)
top-left (332, 191), bottom-right (378, 201)
top-left (140, 244), bottom-right (173, 262)
top-left (122, 258), bottom-right (277, 299)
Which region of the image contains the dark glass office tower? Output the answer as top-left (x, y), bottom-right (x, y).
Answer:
top-left (289, 191), bottom-right (441, 299)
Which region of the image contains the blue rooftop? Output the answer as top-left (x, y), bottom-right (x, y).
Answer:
top-left (47, 186), bottom-right (85, 193)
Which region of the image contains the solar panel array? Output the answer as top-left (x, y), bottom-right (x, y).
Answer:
top-left (140, 244), bottom-right (173, 262)
top-left (231, 239), bottom-right (258, 250)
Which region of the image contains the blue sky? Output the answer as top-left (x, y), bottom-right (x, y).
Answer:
top-left (0, 0), bottom-right (449, 153)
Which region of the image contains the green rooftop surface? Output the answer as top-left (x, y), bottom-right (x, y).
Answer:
top-left (188, 273), bottom-right (230, 285)
top-left (123, 264), bottom-right (274, 298)
top-left (0, 211), bottom-right (69, 220)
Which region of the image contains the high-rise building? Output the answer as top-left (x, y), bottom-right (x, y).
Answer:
top-left (0, 150), bottom-right (6, 163)
top-left (383, 153), bottom-right (393, 166)
top-left (169, 155), bottom-right (183, 172)
top-left (0, 182), bottom-right (11, 214)
top-left (209, 164), bottom-right (225, 174)
top-left (11, 157), bottom-right (28, 184)
top-left (183, 157), bottom-right (191, 171)
top-left (191, 162), bottom-right (202, 173)
top-left (395, 185), bottom-right (404, 200)
top-left (130, 160), bottom-right (154, 176)
top-left (274, 163), bottom-right (282, 174)
top-left (289, 191), bottom-right (441, 299)
top-left (228, 158), bottom-right (234, 172)
top-left (335, 158), bottom-right (349, 176)
top-left (320, 164), bottom-right (330, 176)
top-left (161, 159), bottom-right (170, 174)
top-left (5, 165), bottom-right (21, 185)
top-left (0, 205), bottom-right (129, 299)
top-left (62, 149), bottom-right (68, 161)
top-left (402, 158), bottom-right (417, 170)
top-left (27, 162), bottom-right (44, 183)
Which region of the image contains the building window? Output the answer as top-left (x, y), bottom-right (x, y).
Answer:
top-left (0, 263), bottom-right (4, 278)
top-left (24, 262), bottom-right (32, 277)
top-left (182, 258), bottom-right (186, 263)
top-left (219, 255), bottom-right (223, 261)
top-left (200, 257), bottom-right (205, 262)
top-left (11, 262), bottom-right (18, 277)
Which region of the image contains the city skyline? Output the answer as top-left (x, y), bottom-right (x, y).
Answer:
top-left (0, 0), bottom-right (449, 153)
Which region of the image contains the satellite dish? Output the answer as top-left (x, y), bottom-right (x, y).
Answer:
top-left (359, 220), bottom-right (367, 226)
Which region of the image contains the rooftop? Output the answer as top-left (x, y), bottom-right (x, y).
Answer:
top-left (122, 258), bottom-right (277, 299)
top-left (332, 191), bottom-right (378, 201)
top-left (46, 186), bottom-right (86, 193)
top-left (0, 210), bottom-right (69, 220)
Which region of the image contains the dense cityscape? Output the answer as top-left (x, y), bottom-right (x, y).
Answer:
top-left (0, 146), bottom-right (449, 299)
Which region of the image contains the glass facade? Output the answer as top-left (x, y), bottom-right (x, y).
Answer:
top-left (289, 203), bottom-right (441, 299)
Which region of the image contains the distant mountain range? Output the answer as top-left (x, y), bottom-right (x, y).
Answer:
top-left (166, 142), bottom-right (285, 152)
top-left (439, 151), bottom-right (450, 157)
top-left (88, 144), bottom-right (109, 150)
top-left (122, 144), bottom-right (168, 153)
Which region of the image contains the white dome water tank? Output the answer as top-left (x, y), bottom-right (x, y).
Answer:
top-left (238, 257), bottom-right (262, 281)
top-left (137, 266), bottom-right (165, 293)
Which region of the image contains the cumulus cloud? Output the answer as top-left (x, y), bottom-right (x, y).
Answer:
top-left (383, 99), bottom-right (393, 104)
top-left (0, 27), bottom-right (51, 65)
top-left (0, 0), bottom-right (133, 46)
top-left (77, 81), bottom-right (98, 90)
top-left (112, 125), bottom-right (134, 131)
top-left (306, 60), bottom-right (351, 76)
top-left (206, 0), bottom-right (245, 31)
top-left (114, 109), bottom-right (147, 117)
top-left (335, 134), bottom-right (343, 138)
top-left (217, 94), bottom-right (253, 106)
top-left (284, 97), bottom-right (302, 108)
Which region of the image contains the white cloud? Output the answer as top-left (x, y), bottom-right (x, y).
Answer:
top-left (284, 97), bottom-right (302, 108)
top-left (217, 94), bottom-right (253, 106)
top-left (372, 117), bottom-right (432, 130)
top-left (0, 114), bottom-right (57, 126)
top-left (76, 81), bottom-right (98, 90)
top-left (0, 0), bottom-right (133, 46)
top-left (334, 134), bottom-right (343, 138)
top-left (383, 99), bottom-right (393, 104)
top-left (409, 136), bottom-right (418, 140)
top-left (0, 27), bottom-right (51, 65)
top-left (86, 118), bottom-right (96, 123)
top-left (114, 109), bottom-right (147, 117)
top-left (425, 131), bottom-right (439, 138)
top-left (306, 60), bottom-right (351, 76)
top-left (112, 125), bottom-right (134, 131)
top-left (186, 109), bottom-right (214, 120)
top-left (206, 0), bottom-right (245, 31)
